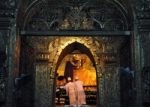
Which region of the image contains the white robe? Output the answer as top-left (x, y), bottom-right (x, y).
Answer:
top-left (74, 80), bottom-right (86, 105)
top-left (65, 82), bottom-right (77, 105)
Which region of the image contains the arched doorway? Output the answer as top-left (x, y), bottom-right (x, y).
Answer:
top-left (14, 0), bottom-right (138, 107)
top-left (55, 42), bottom-right (97, 106)
top-left (33, 36), bottom-right (124, 107)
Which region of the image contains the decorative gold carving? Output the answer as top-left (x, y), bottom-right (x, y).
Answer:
top-left (60, 19), bottom-right (72, 29)
top-left (81, 17), bottom-right (93, 29)
top-left (36, 52), bottom-right (50, 62)
top-left (102, 54), bottom-right (117, 65)
top-left (59, 16), bottom-right (93, 30)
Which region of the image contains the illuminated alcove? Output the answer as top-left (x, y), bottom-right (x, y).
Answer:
top-left (57, 53), bottom-right (97, 86)
top-left (55, 42), bottom-right (97, 106)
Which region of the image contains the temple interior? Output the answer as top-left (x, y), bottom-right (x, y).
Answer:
top-left (0, 0), bottom-right (150, 107)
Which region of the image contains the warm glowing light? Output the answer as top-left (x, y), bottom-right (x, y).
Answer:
top-left (57, 54), bottom-right (96, 86)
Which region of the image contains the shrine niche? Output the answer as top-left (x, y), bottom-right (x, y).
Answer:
top-left (56, 50), bottom-right (97, 105)
top-left (57, 51), bottom-right (97, 86)
top-left (28, 36), bottom-right (127, 107)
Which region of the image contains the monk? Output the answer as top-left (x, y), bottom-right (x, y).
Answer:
top-left (74, 76), bottom-right (86, 105)
top-left (65, 77), bottom-right (77, 106)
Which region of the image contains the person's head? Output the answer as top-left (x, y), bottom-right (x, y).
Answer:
top-left (67, 77), bottom-right (71, 82)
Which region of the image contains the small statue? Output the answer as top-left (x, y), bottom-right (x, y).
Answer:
top-left (60, 18), bottom-right (71, 30)
top-left (82, 17), bottom-right (93, 30)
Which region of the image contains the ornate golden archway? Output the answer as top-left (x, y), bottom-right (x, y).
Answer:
top-left (34, 36), bottom-right (121, 107)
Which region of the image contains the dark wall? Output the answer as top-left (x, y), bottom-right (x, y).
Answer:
top-left (14, 36), bottom-right (35, 107)
top-left (141, 32), bottom-right (150, 107)
top-left (119, 37), bottom-right (131, 68)
top-left (141, 32), bottom-right (150, 67)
